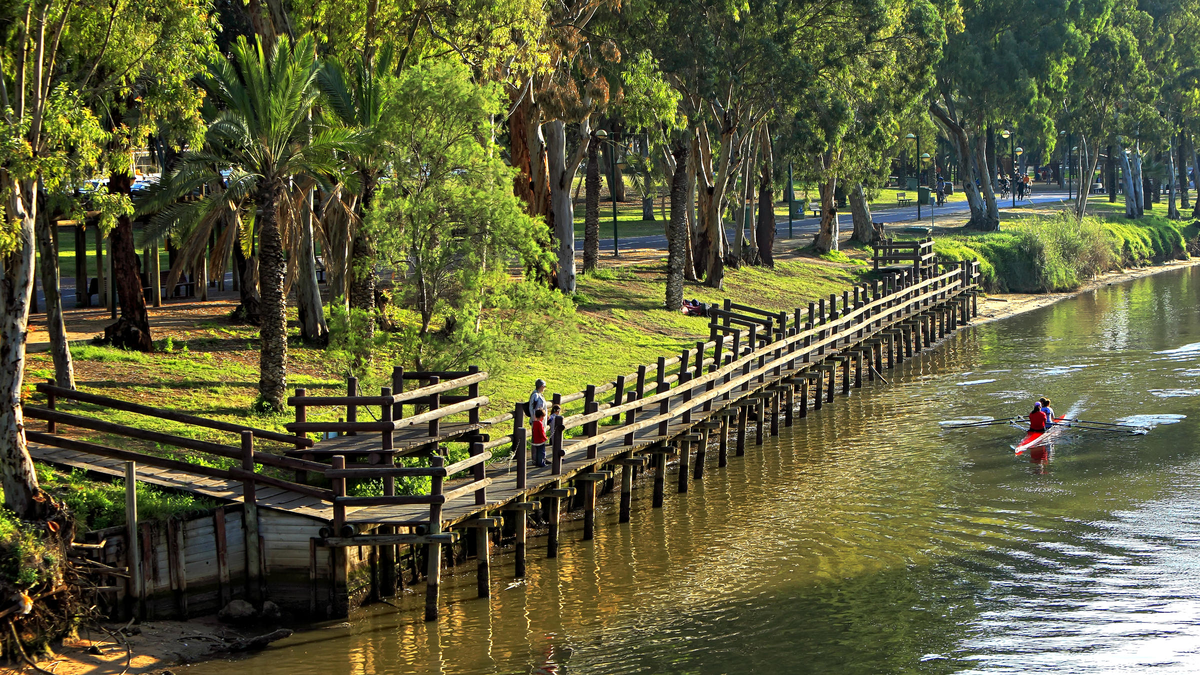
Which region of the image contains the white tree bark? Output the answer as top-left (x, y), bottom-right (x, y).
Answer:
top-left (1, 178), bottom-right (43, 516)
top-left (546, 118), bottom-right (590, 293)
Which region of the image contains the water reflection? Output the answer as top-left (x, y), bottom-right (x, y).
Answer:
top-left (192, 267), bottom-right (1200, 674)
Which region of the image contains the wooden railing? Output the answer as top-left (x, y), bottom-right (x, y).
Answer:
top-left (872, 237), bottom-right (936, 271)
top-left (284, 367), bottom-right (488, 448)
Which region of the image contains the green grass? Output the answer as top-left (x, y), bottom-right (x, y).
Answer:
top-left (933, 200), bottom-right (1198, 292)
top-left (36, 465), bottom-right (216, 531)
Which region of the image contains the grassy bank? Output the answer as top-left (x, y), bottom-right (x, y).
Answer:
top-left (22, 250), bottom-right (869, 525)
top-left (932, 200), bottom-right (1199, 292)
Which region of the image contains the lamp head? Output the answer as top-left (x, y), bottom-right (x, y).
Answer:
top-left (1001, 129), bottom-right (1011, 139)
top-left (905, 133), bottom-right (916, 139)
top-left (595, 129), bottom-right (608, 140)
top-left (1015, 147), bottom-right (1024, 155)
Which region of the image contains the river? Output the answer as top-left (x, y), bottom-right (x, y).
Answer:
top-left (193, 267), bottom-right (1200, 674)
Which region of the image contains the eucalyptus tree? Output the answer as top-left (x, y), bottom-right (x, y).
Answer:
top-left (152, 35), bottom-right (357, 410)
top-left (932, 0), bottom-right (1093, 230)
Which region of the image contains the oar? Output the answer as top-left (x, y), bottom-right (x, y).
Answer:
top-left (940, 418), bottom-right (1019, 428)
top-left (1061, 418), bottom-right (1142, 428)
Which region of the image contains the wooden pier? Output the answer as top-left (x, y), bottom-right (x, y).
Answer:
top-left (25, 251), bottom-right (981, 622)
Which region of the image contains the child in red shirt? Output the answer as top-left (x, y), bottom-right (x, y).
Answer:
top-left (531, 409), bottom-right (548, 467)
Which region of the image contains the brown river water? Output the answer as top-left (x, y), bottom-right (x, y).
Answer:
top-left (189, 267), bottom-right (1200, 674)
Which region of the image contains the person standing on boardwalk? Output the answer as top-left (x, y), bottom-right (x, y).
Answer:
top-left (547, 404), bottom-right (564, 459)
top-left (531, 409), bottom-right (549, 467)
top-left (528, 379), bottom-right (547, 418)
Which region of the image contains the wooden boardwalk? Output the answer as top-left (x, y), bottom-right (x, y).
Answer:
top-left (24, 255), bottom-right (982, 622)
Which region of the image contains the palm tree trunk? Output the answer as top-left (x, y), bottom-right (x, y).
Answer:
top-left (105, 171), bottom-right (154, 351)
top-left (257, 179), bottom-right (289, 411)
top-left (666, 140), bottom-right (690, 311)
top-left (297, 186), bottom-right (329, 344)
top-left (1, 177), bottom-right (42, 517)
top-left (34, 182), bottom-right (76, 387)
top-left (583, 141), bottom-right (600, 273)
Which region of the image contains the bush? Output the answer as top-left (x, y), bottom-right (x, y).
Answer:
top-left (939, 212), bottom-right (1188, 293)
top-left (36, 466), bottom-right (214, 531)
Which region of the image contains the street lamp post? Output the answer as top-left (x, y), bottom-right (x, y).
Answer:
top-left (1002, 129), bottom-right (1014, 208)
top-left (788, 161), bottom-right (794, 239)
top-left (594, 129), bottom-right (620, 257)
top-left (1015, 146), bottom-right (1024, 203)
top-left (906, 132), bottom-right (921, 219)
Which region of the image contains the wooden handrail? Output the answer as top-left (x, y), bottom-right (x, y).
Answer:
top-left (35, 383), bottom-right (313, 448)
top-left (286, 396), bottom-right (489, 433)
top-left (25, 407), bottom-right (328, 474)
top-left (286, 371), bottom-right (488, 407)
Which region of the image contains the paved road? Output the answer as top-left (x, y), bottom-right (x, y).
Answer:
top-left (584, 189), bottom-right (1074, 253)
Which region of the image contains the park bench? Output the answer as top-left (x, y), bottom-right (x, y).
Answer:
top-left (871, 237), bottom-right (936, 273)
top-left (896, 192), bottom-right (913, 207)
top-left (809, 201), bottom-right (822, 217)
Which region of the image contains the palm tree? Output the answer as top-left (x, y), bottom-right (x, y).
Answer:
top-left (145, 34), bottom-right (356, 410)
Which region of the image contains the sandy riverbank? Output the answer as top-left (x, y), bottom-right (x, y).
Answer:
top-left (971, 259), bottom-right (1200, 325)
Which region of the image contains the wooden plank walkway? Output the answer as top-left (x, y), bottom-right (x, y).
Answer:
top-left (28, 443), bottom-right (334, 521)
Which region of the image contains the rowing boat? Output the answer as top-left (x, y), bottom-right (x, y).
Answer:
top-left (1014, 416), bottom-right (1067, 455)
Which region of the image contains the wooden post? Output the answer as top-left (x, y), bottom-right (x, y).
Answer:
top-left (468, 365), bottom-right (481, 424)
top-left (392, 367), bottom-right (405, 420)
top-left (380, 388), bottom-right (396, 599)
top-left (425, 455), bottom-right (444, 621)
top-left (471, 441), bottom-right (487, 505)
top-left (125, 461), bottom-right (142, 618)
top-left (695, 341), bottom-right (706, 377)
top-left (346, 376), bottom-right (358, 436)
top-left (755, 398), bottom-right (765, 446)
top-left (677, 440), bottom-right (690, 493)
top-left (551, 393), bottom-right (564, 474)
top-left (476, 522), bottom-right (491, 598)
top-left (814, 370), bottom-right (823, 410)
top-left (785, 385), bottom-right (794, 427)
top-left (771, 391), bottom-right (780, 436)
top-left (694, 430), bottom-right (707, 480)
top-left (652, 452), bottom-right (666, 508)
top-left (827, 366), bottom-right (836, 403)
top-left (214, 508), bottom-right (231, 607)
top-left (620, 462), bottom-right (633, 523)
top-left (514, 403), bottom-right (527, 490)
top-left (428, 376), bottom-right (441, 436)
top-left (718, 414), bottom-right (729, 467)
top-left (612, 375), bottom-right (625, 423)
top-left (583, 480), bottom-right (596, 540)
top-left (241, 431), bottom-right (262, 604)
top-left (854, 351), bottom-right (863, 388)
top-left (800, 377), bottom-right (809, 417)
top-left (514, 507), bottom-right (527, 577)
top-left (546, 484), bottom-right (561, 557)
top-left (736, 404), bottom-right (748, 456)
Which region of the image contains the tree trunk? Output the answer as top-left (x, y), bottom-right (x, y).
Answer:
top-left (848, 183), bottom-right (879, 244)
top-left (755, 128), bottom-right (775, 267)
top-left (665, 141), bottom-right (690, 311)
top-left (696, 119), bottom-right (736, 289)
top-left (583, 141), bottom-right (600, 273)
top-left (1118, 142), bottom-right (1138, 219)
top-left (986, 125), bottom-right (998, 193)
top-left (546, 119), bottom-right (589, 293)
top-left (256, 179), bottom-right (289, 411)
top-left (104, 171), bottom-right (154, 352)
top-left (1132, 145), bottom-right (1146, 217)
top-left (34, 184), bottom-right (76, 387)
top-left (349, 174), bottom-right (377, 341)
top-left (1074, 136), bottom-right (1101, 220)
top-left (641, 197), bottom-right (654, 221)
top-left (1107, 144), bottom-right (1117, 203)
top-left (0, 177), bottom-right (42, 517)
top-left (736, 129), bottom-right (756, 264)
top-left (685, 134), bottom-right (700, 282)
top-left (1178, 133), bottom-right (1190, 212)
top-left (232, 239), bottom-right (262, 323)
top-left (812, 171), bottom-right (839, 253)
top-left (296, 186), bottom-right (329, 345)
top-left (1192, 136), bottom-right (1200, 219)
top-left (930, 102), bottom-right (987, 227)
top-left (513, 92), bottom-right (556, 286)
top-left (972, 129), bottom-right (1001, 230)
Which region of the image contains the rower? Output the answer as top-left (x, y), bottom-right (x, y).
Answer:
top-left (1039, 397), bottom-right (1055, 424)
top-left (1029, 402), bottom-right (1047, 432)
